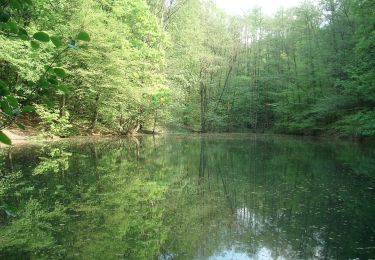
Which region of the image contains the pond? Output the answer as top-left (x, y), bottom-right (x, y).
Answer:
top-left (0, 134), bottom-right (374, 259)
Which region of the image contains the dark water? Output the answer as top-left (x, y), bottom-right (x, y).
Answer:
top-left (0, 134), bottom-right (374, 259)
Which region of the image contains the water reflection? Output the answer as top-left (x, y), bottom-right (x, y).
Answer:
top-left (0, 134), bottom-right (374, 259)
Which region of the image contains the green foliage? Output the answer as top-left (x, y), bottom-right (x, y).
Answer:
top-left (33, 32), bottom-right (50, 42)
top-left (0, 131), bottom-right (11, 145)
top-left (335, 110), bottom-right (375, 137)
top-left (75, 31), bottom-right (90, 42)
top-left (50, 36), bottom-right (63, 48)
top-left (0, 0), bottom-right (92, 144)
top-left (52, 68), bottom-right (66, 78)
top-left (30, 40), bottom-right (40, 49)
top-left (34, 105), bottom-right (72, 137)
top-left (33, 148), bottom-right (72, 175)
top-left (0, 0), bottom-right (373, 140)
top-left (165, 0), bottom-right (374, 136)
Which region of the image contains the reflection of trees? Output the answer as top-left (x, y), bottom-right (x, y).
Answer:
top-left (32, 147), bottom-right (72, 176)
top-left (0, 138), bottom-right (172, 259)
top-left (0, 135), bottom-right (374, 259)
top-left (162, 135), bottom-right (375, 260)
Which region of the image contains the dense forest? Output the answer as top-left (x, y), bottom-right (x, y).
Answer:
top-left (0, 0), bottom-right (374, 144)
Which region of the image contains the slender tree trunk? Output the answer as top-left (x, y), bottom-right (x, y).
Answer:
top-left (59, 95), bottom-right (66, 117)
top-left (153, 110), bottom-right (158, 134)
top-left (200, 80), bottom-right (206, 133)
top-left (90, 92), bottom-right (101, 133)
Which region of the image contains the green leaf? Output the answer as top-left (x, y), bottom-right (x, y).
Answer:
top-left (0, 80), bottom-right (10, 96)
top-left (30, 40), bottom-right (40, 49)
top-left (9, 0), bottom-right (22, 10)
top-left (6, 95), bottom-right (18, 107)
top-left (0, 11), bottom-right (11, 23)
top-left (0, 80), bottom-right (6, 88)
top-left (47, 76), bottom-right (58, 85)
top-left (8, 21), bottom-right (18, 34)
top-left (44, 65), bottom-right (52, 72)
top-left (22, 105), bottom-right (35, 113)
top-left (76, 31), bottom-right (90, 42)
top-left (51, 35), bottom-right (63, 48)
top-left (18, 28), bottom-right (28, 36)
top-left (38, 78), bottom-right (49, 88)
top-left (0, 131), bottom-right (11, 145)
top-left (33, 31), bottom-right (50, 42)
top-left (0, 101), bottom-right (12, 115)
top-left (53, 68), bottom-right (66, 78)
top-left (17, 28), bottom-right (29, 40)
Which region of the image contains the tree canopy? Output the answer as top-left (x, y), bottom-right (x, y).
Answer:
top-left (0, 0), bottom-right (374, 144)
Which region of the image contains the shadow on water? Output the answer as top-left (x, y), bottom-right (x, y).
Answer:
top-left (0, 134), bottom-right (374, 259)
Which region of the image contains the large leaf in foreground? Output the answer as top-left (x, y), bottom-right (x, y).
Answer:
top-left (0, 131), bottom-right (11, 145)
top-left (76, 31), bottom-right (90, 42)
top-left (33, 31), bottom-right (50, 42)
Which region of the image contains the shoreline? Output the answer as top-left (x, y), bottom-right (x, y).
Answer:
top-left (1, 128), bottom-right (374, 148)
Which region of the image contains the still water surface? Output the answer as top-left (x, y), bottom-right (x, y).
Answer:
top-left (0, 134), bottom-right (374, 259)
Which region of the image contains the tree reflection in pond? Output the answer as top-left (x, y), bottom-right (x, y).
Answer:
top-left (0, 135), bottom-right (374, 259)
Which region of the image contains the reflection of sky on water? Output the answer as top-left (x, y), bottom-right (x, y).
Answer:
top-left (208, 247), bottom-right (251, 260)
top-left (208, 247), bottom-right (276, 260)
top-left (204, 207), bottom-right (302, 260)
top-left (208, 206), bottom-right (327, 260)
top-left (202, 207), bottom-right (281, 260)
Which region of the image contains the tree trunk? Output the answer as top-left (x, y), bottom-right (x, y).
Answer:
top-left (90, 92), bottom-right (101, 133)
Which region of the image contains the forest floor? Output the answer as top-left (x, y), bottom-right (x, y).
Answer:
top-left (1, 127), bottom-right (60, 146)
top-left (0, 126), bottom-right (160, 147)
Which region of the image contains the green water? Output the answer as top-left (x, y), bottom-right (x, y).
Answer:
top-left (0, 134), bottom-right (374, 259)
